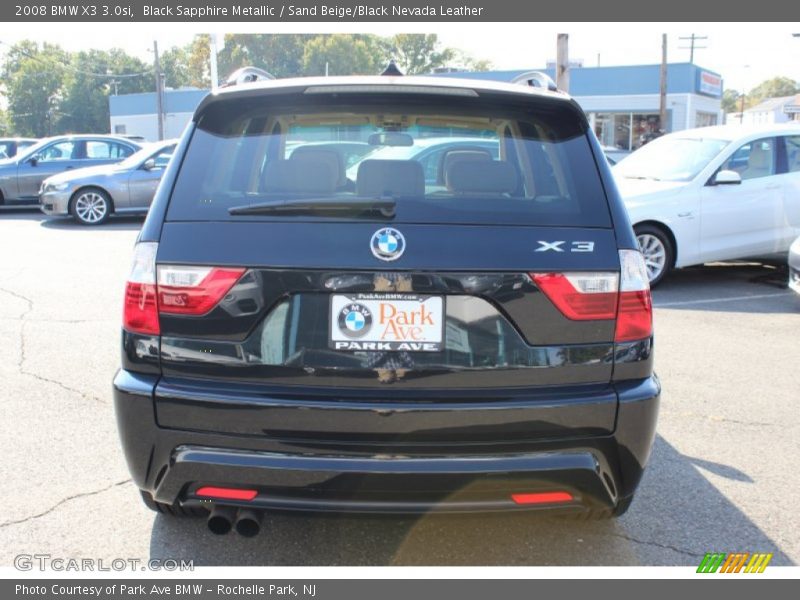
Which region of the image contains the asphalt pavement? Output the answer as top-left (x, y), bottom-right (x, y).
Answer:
top-left (0, 208), bottom-right (798, 566)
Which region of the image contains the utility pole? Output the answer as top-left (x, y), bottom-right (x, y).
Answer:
top-left (678, 34), bottom-right (707, 64)
top-left (153, 40), bottom-right (164, 141)
top-left (659, 34), bottom-right (668, 134)
top-left (209, 33), bottom-right (219, 90)
top-left (556, 34), bottom-right (569, 92)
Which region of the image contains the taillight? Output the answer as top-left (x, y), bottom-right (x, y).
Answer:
top-left (123, 242), bottom-right (159, 335)
top-left (157, 266), bottom-right (245, 315)
top-left (530, 249), bottom-right (653, 343)
top-left (615, 249), bottom-right (653, 342)
top-left (530, 272), bottom-right (619, 320)
top-left (123, 242), bottom-right (245, 334)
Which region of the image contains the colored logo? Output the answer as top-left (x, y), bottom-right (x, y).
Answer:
top-left (337, 303), bottom-right (373, 338)
top-left (697, 552), bottom-right (773, 574)
top-left (370, 227), bottom-right (406, 261)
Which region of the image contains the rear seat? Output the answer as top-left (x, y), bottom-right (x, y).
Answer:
top-left (356, 159), bottom-right (425, 197)
top-left (262, 159), bottom-right (336, 194)
top-left (442, 150), bottom-right (492, 189)
top-left (290, 147), bottom-right (346, 188)
top-left (446, 160), bottom-right (519, 195)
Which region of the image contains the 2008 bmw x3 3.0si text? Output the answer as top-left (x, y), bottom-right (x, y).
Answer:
top-left (113, 70), bottom-right (659, 536)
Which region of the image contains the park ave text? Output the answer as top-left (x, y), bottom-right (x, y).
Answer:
top-left (140, 4), bottom-right (484, 18)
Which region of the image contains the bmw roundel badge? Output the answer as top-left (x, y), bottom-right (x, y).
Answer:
top-left (370, 227), bottom-right (406, 261)
top-left (337, 303), bottom-right (373, 338)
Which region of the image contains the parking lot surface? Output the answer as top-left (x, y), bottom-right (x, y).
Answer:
top-left (0, 209), bottom-right (798, 566)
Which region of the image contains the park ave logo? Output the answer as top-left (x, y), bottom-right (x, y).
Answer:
top-left (331, 294), bottom-right (444, 351)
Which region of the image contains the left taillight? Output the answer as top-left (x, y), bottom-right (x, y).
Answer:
top-left (157, 265), bottom-right (245, 315)
top-left (123, 242), bottom-right (246, 335)
top-left (123, 242), bottom-right (160, 335)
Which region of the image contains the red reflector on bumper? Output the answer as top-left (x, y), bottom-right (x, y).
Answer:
top-left (511, 491), bottom-right (573, 505)
top-left (195, 486), bottom-right (258, 501)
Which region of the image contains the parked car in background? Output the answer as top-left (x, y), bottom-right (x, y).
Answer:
top-left (0, 137), bottom-right (38, 160)
top-left (789, 235), bottom-right (800, 295)
top-left (0, 135), bottom-right (141, 206)
top-left (40, 140), bottom-right (177, 225)
top-left (601, 145), bottom-right (630, 165)
top-left (613, 124), bottom-right (800, 285)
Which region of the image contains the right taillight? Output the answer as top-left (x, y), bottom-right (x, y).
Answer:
top-left (122, 242), bottom-right (245, 336)
top-left (531, 249), bottom-right (653, 343)
top-left (614, 249), bottom-right (653, 342)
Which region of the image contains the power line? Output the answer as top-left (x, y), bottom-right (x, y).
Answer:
top-left (678, 34), bottom-right (708, 64)
top-left (0, 39), bottom-right (152, 79)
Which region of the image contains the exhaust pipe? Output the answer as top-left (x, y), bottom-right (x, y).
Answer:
top-left (234, 508), bottom-right (263, 538)
top-left (207, 505), bottom-right (236, 535)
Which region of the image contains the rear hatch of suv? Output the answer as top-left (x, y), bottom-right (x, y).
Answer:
top-left (125, 80), bottom-right (652, 445)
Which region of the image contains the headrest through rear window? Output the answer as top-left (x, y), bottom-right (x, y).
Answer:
top-left (443, 150), bottom-right (492, 188)
top-left (447, 161), bottom-right (518, 194)
top-left (262, 159), bottom-right (336, 194)
top-left (289, 147), bottom-right (345, 187)
top-left (356, 159), bottom-right (425, 197)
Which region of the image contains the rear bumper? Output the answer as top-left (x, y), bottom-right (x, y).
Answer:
top-left (113, 370), bottom-right (660, 514)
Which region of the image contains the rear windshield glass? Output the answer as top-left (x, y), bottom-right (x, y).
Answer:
top-left (166, 89), bottom-right (611, 227)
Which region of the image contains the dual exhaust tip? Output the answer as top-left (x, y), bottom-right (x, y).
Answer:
top-left (207, 505), bottom-right (262, 537)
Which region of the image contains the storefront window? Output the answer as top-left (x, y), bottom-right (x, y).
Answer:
top-left (695, 112), bottom-right (718, 128)
top-left (592, 112), bottom-right (664, 151)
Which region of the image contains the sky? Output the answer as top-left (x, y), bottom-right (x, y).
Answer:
top-left (1, 22), bottom-right (799, 93)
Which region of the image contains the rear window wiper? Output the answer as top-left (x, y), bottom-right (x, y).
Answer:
top-left (228, 196), bottom-right (396, 218)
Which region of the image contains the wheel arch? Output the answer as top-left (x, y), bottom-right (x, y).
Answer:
top-left (633, 220), bottom-right (678, 268)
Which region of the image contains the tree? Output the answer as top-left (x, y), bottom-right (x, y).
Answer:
top-left (302, 34), bottom-right (387, 76)
top-left (745, 76), bottom-right (798, 108)
top-left (160, 45), bottom-right (191, 89)
top-left (185, 34), bottom-right (211, 88)
top-left (58, 49), bottom-right (150, 134)
top-left (722, 88), bottom-right (741, 113)
top-left (387, 34), bottom-right (455, 75)
top-left (218, 34), bottom-right (311, 79)
top-left (1, 41), bottom-right (67, 136)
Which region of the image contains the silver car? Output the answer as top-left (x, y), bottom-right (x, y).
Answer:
top-left (0, 137), bottom-right (38, 160)
top-left (0, 135), bottom-right (141, 206)
top-left (789, 235), bottom-right (800, 295)
top-left (40, 140), bottom-right (177, 225)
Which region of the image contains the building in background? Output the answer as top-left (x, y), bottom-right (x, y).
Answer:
top-left (435, 63), bottom-right (724, 152)
top-left (108, 88), bottom-right (207, 141)
top-left (726, 94), bottom-right (800, 125)
top-left (109, 64), bottom-right (724, 150)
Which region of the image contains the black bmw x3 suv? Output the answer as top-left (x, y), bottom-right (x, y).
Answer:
top-left (114, 70), bottom-right (659, 536)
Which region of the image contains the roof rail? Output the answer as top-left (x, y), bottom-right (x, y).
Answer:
top-left (221, 66), bottom-right (276, 88)
top-left (510, 71), bottom-right (559, 92)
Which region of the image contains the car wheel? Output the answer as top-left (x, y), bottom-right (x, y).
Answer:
top-left (634, 224), bottom-right (673, 287)
top-left (139, 490), bottom-right (208, 518)
top-left (71, 188), bottom-right (112, 225)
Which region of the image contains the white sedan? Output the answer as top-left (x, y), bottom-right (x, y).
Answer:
top-left (613, 124), bottom-right (800, 285)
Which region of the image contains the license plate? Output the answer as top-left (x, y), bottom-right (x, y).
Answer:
top-left (330, 293), bottom-right (444, 352)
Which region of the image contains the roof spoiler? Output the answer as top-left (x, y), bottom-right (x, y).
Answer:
top-left (510, 71), bottom-right (559, 92)
top-left (221, 66), bottom-right (276, 88)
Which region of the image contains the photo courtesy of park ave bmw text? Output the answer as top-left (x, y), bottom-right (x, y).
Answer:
top-left (0, 0), bottom-right (799, 595)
